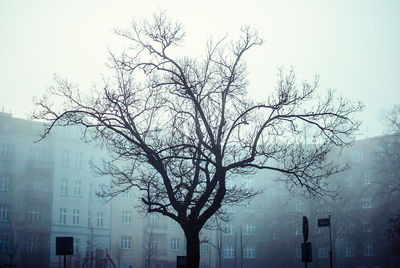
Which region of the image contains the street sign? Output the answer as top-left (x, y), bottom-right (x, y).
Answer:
top-left (56, 237), bottom-right (74, 256)
top-left (177, 256), bottom-right (188, 268)
top-left (302, 216), bottom-right (309, 242)
top-left (318, 218), bottom-right (330, 227)
top-left (302, 242), bottom-right (312, 263)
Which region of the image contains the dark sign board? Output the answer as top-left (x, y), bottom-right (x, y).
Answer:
top-left (302, 216), bottom-right (309, 242)
top-left (318, 218), bottom-right (330, 227)
top-left (302, 242), bottom-right (312, 263)
top-left (56, 237), bottom-right (74, 256)
top-left (177, 256), bottom-right (188, 268)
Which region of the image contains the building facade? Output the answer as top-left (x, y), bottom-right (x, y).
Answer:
top-left (217, 136), bottom-right (399, 268)
top-left (1, 111), bottom-right (398, 268)
top-left (0, 112), bottom-right (111, 268)
top-left (109, 191), bottom-right (217, 268)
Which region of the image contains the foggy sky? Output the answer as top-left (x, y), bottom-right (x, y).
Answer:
top-left (0, 0), bottom-right (399, 138)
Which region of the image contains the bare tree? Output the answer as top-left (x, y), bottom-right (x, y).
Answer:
top-left (111, 242), bottom-right (122, 268)
top-left (201, 216), bottom-right (223, 268)
top-left (32, 12), bottom-right (363, 267)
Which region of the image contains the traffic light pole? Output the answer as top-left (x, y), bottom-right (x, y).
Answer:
top-left (329, 215), bottom-right (332, 268)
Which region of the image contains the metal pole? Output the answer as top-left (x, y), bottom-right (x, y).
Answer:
top-left (64, 255), bottom-right (66, 268)
top-left (304, 239), bottom-right (307, 268)
top-left (329, 215), bottom-right (333, 268)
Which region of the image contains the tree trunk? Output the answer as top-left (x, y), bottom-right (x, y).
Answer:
top-left (185, 229), bottom-right (200, 268)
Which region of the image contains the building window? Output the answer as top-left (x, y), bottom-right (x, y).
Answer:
top-left (122, 189), bottom-right (132, 199)
top-left (59, 208), bottom-right (67, 224)
top-left (364, 242), bottom-right (374, 256)
top-left (149, 215), bottom-right (159, 227)
top-left (364, 219), bottom-right (373, 232)
top-left (171, 238), bottom-right (180, 252)
top-left (0, 235), bottom-right (8, 253)
top-left (122, 210), bottom-right (132, 224)
top-left (0, 173), bottom-right (11, 191)
top-left (73, 209), bottom-right (80, 225)
top-left (295, 246), bottom-right (301, 258)
top-left (24, 236), bottom-right (40, 253)
top-left (150, 239), bottom-right (158, 256)
top-left (0, 205), bottom-right (10, 223)
top-left (223, 245), bottom-right (235, 259)
top-left (200, 241), bottom-right (210, 254)
top-left (74, 180), bottom-right (81, 197)
top-left (25, 208), bottom-right (42, 223)
top-left (86, 240), bottom-right (91, 253)
top-left (362, 197), bottom-right (372, 208)
top-left (97, 212), bottom-right (104, 227)
top-left (88, 211), bottom-right (91, 226)
top-left (318, 246), bottom-right (329, 258)
top-left (362, 173), bottom-right (371, 185)
top-left (347, 175), bottom-right (353, 187)
top-left (295, 225), bottom-right (302, 235)
top-left (61, 178), bottom-right (68, 195)
top-left (0, 143), bottom-right (14, 160)
top-left (354, 150), bottom-right (364, 161)
top-left (345, 241), bottom-right (356, 257)
top-left (74, 238), bottom-right (80, 254)
top-left (344, 199), bottom-right (355, 210)
top-left (243, 223), bottom-right (255, 236)
top-left (61, 150), bottom-right (70, 167)
top-left (29, 146), bottom-right (45, 163)
top-left (223, 222), bottom-right (235, 235)
top-left (244, 245), bottom-right (256, 259)
top-left (75, 151), bottom-right (83, 168)
top-left (121, 236), bottom-right (131, 249)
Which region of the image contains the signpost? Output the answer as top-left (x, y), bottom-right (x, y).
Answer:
top-left (177, 256), bottom-right (188, 268)
top-left (302, 242), bottom-right (312, 263)
top-left (302, 216), bottom-right (312, 267)
top-left (56, 237), bottom-right (74, 268)
top-left (318, 215), bottom-right (333, 268)
top-left (318, 218), bottom-right (330, 227)
top-left (303, 216), bottom-right (309, 242)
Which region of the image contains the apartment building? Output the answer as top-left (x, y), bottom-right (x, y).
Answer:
top-left (0, 111), bottom-right (54, 267)
top-left (2, 111), bottom-right (397, 268)
top-left (219, 136), bottom-right (399, 268)
top-left (49, 125), bottom-right (111, 267)
top-left (0, 112), bottom-right (111, 268)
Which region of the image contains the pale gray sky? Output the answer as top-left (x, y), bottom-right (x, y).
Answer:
top-left (1, 0), bottom-right (399, 138)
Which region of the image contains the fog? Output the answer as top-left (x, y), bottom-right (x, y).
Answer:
top-left (1, 0), bottom-right (399, 137)
top-left (0, 1), bottom-right (399, 268)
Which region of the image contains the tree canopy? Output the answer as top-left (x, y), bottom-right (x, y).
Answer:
top-left (32, 12), bottom-right (363, 267)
